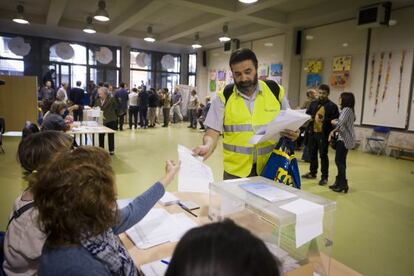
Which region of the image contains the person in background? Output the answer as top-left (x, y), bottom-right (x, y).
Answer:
top-left (114, 82), bottom-right (129, 131)
top-left (42, 68), bottom-right (56, 89)
top-left (38, 80), bottom-right (56, 115)
top-left (139, 86), bottom-right (149, 129)
top-left (302, 84), bottom-right (339, 186)
top-left (56, 83), bottom-right (68, 104)
top-left (166, 219), bottom-right (280, 276)
top-left (162, 88), bottom-right (171, 127)
top-left (171, 87), bottom-right (183, 123)
top-left (198, 96), bottom-right (211, 130)
top-left (94, 87), bottom-right (118, 155)
top-left (69, 81), bottom-right (85, 122)
top-left (156, 89), bottom-right (164, 124)
top-left (299, 88), bottom-right (318, 162)
top-left (196, 103), bottom-right (205, 129)
top-left (3, 131), bottom-right (73, 276)
top-left (86, 81), bottom-right (96, 106)
top-left (128, 88), bottom-right (139, 129)
top-left (41, 101), bottom-right (73, 132)
top-left (90, 82), bottom-right (102, 107)
top-left (187, 90), bottom-right (199, 129)
top-left (33, 146), bottom-right (180, 275)
top-left (328, 92), bottom-right (356, 193)
top-left (148, 88), bottom-right (159, 128)
top-left (21, 121), bottom-right (40, 139)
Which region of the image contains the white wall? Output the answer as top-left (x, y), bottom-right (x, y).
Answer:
top-left (301, 20), bottom-right (368, 124)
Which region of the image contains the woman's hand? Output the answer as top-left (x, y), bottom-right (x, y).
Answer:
top-left (159, 160), bottom-right (180, 187)
top-left (280, 129), bottom-right (300, 141)
top-left (328, 130), bottom-right (335, 142)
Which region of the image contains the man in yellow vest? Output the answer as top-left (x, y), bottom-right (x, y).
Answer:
top-left (193, 49), bottom-right (298, 179)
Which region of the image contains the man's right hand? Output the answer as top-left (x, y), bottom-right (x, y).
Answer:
top-left (192, 144), bottom-right (211, 160)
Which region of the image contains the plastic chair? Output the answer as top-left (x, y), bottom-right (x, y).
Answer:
top-left (365, 126), bottom-right (390, 155)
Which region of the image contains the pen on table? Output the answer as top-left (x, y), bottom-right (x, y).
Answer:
top-left (161, 259), bottom-right (170, 265)
top-left (178, 203), bottom-right (198, 218)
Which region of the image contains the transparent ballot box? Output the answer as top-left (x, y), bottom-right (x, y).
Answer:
top-left (209, 176), bottom-right (336, 275)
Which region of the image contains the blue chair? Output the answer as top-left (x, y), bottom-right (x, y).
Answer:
top-left (365, 126), bottom-right (391, 155)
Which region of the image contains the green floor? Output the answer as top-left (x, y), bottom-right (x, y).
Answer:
top-left (1, 124), bottom-right (413, 276)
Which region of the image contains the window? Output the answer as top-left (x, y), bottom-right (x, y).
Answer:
top-left (0, 36), bottom-right (25, 76)
top-left (130, 50), bottom-right (152, 89)
top-left (50, 43), bottom-right (87, 64)
top-left (188, 53), bottom-right (197, 86)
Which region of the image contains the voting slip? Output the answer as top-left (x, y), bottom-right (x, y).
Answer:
top-left (158, 191), bottom-right (180, 206)
top-left (140, 257), bottom-right (171, 276)
top-left (126, 208), bottom-right (198, 249)
top-left (239, 182), bottom-right (298, 202)
top-left (249, 109), bottom-right (311, 145)
top-left (177, 144), bottom-right (214, 193)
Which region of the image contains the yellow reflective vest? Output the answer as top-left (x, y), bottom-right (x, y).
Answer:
top-left (219, 80), bottom-right (283, 177)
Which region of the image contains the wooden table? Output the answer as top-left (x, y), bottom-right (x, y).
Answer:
top-left (120, 192), bottom-right (361, 276)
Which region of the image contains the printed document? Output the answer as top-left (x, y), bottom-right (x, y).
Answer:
top-left (140, 257), bottom-right (171, 276)
top-left (249, 109), bottom-right (310, 144)
top-left (280, 199), bottom-right (324, 248)
top-left (240, 182), bottom-right (298, 202)
top-left (177, 145), bottom-right (214, 193)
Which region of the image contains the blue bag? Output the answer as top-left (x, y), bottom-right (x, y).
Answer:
top-left (260, 137), bottom-right (301, 189)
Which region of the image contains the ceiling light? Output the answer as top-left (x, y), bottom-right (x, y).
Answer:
top-left (305, 35), bottom-right (314, 40)
top-left (192, 33), bottom-right (202, 49)
top-left (94, 0), bottom-right (110, 22)
top-left (218, 24), bottom-right (231, 42)
top-left (12, 4), bottom-right (29, 24)
top-left (144, 26), bottom-right (156, 42)
top-left (388, 19), bottom-right (397, 26)
top-left (342, 42), bottom-right (349, 47)
top-left (264, 42), bottom-right (274, 47)
top-left (239, 0), bottom-right (258, 3)
top-left (83, 16), bottom-right (96, 34)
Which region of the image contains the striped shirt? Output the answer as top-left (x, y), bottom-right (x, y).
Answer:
top-left (337, 107), bottom-right (355, 149)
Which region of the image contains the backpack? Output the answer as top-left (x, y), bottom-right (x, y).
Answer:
top-left (222, 80), bottom-right (281, 105)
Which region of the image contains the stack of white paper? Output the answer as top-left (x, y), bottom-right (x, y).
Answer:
top-left (177, 145), bottom-right (214, 193)
top-left (126, 208), bottom-right (198, 249)
top-left (140, 257), bottom-right (171, 276)
top-left (239, 182), bottom-right (298, 202)
top-left (249, 109), bottom-right (311, 145)
top-left (158, 192), bottom-right (180, 206)
top-left (280, 199), bottom-right (324, 248)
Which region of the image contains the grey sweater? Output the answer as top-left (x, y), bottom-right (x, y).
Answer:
top-left (38, 182), bottom-right (165, 276)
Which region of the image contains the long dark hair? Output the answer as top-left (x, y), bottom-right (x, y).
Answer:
top-left (340, 92), bottom-right (355, 114)
top-left (166, 219), bottom-right (280, 276)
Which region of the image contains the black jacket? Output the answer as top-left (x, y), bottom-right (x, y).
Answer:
top-left (306, 99), bottom-right (339, 137)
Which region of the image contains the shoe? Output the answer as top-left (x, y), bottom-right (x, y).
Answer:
top-left (333, 179), bottom-right (348, 193)
top-left (319, 178), bottom-right (328, 185)
top-left (187, 126), bottom-right (192, 128)
top-left (329, 177), bottom-right (339, 189)
top-left (162, 125), bottom-right (168, 127)
top-left (109, 151), bottom-right (114, 155)
top-left (302, 172), bottom-right (316, 179)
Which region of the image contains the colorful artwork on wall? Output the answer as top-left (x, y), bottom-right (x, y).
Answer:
top-left (305, 59), bottom-right (323, 73)
top-left (270, 63), bottom-right (283, 76)
top-left (258, 64), bottom-right (269, 80)
top-left (217, 70), bottom-right (226, 81)
top-left (209, 69), bottom-right (216, 92)
top-left (330, 72), bottom-right (350, 87)
top-left (332, 56), bottom-right (352, 72)
top-left (306, 74), bottom-right (322, 87)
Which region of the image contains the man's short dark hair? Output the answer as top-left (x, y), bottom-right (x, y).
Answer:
top-left (119, 82), bottom-right (126, 88)
top-left (229, 48), bottom-right (258, 70)
top-left (318, 84), bottom-right (330, 94)
top-left (76, 81), bottom-right (82, 87)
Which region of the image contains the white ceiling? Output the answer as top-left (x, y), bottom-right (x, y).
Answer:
top-left (0, 0), bottom-right (413, 52)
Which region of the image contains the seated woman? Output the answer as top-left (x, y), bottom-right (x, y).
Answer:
top-left (3, 131), bottom-right (74, 276)
top-left (32, 146), bottom-right (179, 275)
top-left (41, 101), bottom-right (73, 131)
top-left (166, 219), bottom-right (281, 276)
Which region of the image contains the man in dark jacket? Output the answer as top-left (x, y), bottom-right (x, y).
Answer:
top-left (138, 87), bottom-right (149, 128)
top-left (302, 84), bottom-right (339, 185)
top-left (114, 82), bottom-right (129, 131)
top-left (69, 81), bottom-right (85, 121)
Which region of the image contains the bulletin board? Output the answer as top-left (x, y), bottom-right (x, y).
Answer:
top-left (362, 49), bottom-right (413, 128)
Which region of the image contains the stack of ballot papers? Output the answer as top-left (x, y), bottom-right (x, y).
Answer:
top-left (249, 109), bottom-right (311, 145)
top-left (280, 199), bottom-right (324, 248)
top-left (239, 182), bottom-right (298, 202)
top-left (158, 191), bottom-right (180, 206)
top-left (177, 145), bottom-right (214, 193)
top-left (140, 257), bottom-right (171, 276)
top-left (265, 242), bottom-right (300, 273)
top-left (126, 208), bottom-right (198, 249)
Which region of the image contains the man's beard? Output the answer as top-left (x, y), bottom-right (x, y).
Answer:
top-left (234, 74), bottom-right (258, 94)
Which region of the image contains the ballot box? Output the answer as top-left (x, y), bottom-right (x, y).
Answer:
top-left (209, 176), bottom-right (336, 275)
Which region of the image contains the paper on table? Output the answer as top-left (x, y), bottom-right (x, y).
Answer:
top-left (249, 109), bottom-right (311, 145)
top-left (240, 182), bottom-right (298, 202)
top-left (158, 191), bottom-right (180, 206)
top-left (279, 199), bottom-right (324, 248)
top-left (177, 145), bottom-right (214, 193)
top-left (169, 213), bottom-right (198, 242)
top-left (140, 257), bottom-right (171, 276)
